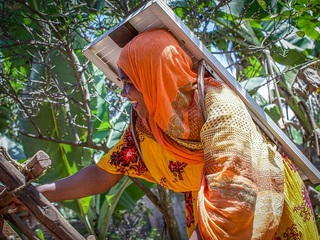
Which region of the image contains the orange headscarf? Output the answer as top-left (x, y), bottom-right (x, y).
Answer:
top-left (117, 29), bottom-right (204, 164)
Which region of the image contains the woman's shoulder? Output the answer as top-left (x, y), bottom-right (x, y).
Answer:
top-left (204, 77), bottom-right (227, 91)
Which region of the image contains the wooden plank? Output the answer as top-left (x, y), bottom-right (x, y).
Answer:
top-left (0, 150), bottom-right (85, 240)
top-left (0, 150), bottom-right (52, 214)
top-left (0, 189), bottom-right (14, 215)
top-left (3, 214), bottom-right (38, 240)
top-left (24, 150), bottom-right (52, 180)
top-left (0, 217), bottom-right (22, 240)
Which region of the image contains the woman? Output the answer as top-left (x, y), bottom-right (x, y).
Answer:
top-left (96, 29), bottom-right (318, 239)
top-left (35, 29), bottom-right (317, 239)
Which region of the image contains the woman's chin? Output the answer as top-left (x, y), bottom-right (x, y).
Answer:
top-left (135, 109), bottom-right (148, 118)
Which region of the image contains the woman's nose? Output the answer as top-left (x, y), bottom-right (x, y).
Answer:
top-left (121, 89), bottom-right (126, 97)
top-left (121, 85), bottom-right (129, 97)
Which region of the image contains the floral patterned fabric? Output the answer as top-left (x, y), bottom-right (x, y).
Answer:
top-left (98, 126), bottom-right (204, 193)
top-left (273, 157), bottom-right (318, 240)
top-left (97, 122), bottom-right (203, 236)
top-left (97, 120), bottom-right (317, 239)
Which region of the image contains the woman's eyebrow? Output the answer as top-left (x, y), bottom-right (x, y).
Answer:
top-left (121, 76), bottom-right (131, 82)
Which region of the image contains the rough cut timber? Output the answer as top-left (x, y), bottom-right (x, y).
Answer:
top-left (0, 148), bottom-right (85, 240)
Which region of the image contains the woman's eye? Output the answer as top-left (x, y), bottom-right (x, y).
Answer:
top-left (124, 82), bottom-right (132, 86)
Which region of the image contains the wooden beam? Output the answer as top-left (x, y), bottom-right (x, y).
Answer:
top-left (0, 217), bottom-right (22, 240)
top-left (3, 214), bottom-right (38, 240)
top-left (0, 150), bottom-right (85, 240)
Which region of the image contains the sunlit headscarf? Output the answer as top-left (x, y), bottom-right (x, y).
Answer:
top-left (117, 29), bottom-right (204, 164)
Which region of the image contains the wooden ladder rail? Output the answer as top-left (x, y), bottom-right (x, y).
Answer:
top-left (0, 148), bottom-right (85, 240)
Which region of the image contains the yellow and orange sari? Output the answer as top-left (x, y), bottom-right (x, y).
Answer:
top-left (98, 29), bottom-right (318, 239)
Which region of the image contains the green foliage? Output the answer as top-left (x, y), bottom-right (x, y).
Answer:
top-left (116, 179), bottom-right (155, 211)
top-left (107, 200), bottom-right (162, 240)
top-left (240, 77), bottom-right (269, 106)
top-left (289, 127), bottom-right (303, 145)
top-left (242, 56), bottom-right (265, 80)
top-left (263, 104), bottom-right (281, 123)
top-left (35, 229), bottom-right (45, 240)
top-left (87, 64), bottom-right (113, 143)
top-left (216, 0), bottom-right (270, 19)
top-left (260, 21), bottom-right (314, 66)
top-left (0, 0), bottom-right (152, 237)
top-left (0, 105), bottom-right (12, 133)
top-left (97, 177), bottom-right (133, 239)
top-left (1, 0), bottom-right (320, 237)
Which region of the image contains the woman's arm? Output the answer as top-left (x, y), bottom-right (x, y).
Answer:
top-left (37, 164), bottom-right (123, 202)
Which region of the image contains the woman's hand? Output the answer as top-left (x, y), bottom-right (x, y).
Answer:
top-left (1, 164), bottom-right (123, 213)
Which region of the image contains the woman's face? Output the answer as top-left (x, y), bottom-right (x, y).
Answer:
top-left (118, 67), bottom-right (149, 118)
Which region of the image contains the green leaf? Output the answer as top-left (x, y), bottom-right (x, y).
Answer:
top-left (250, 20), bottom-right (263, 29)
top-left (214, 39), bottom-right (229, 51)
top-left (242, 56), bottom-right (264, 79)
top-left (97, 177), bottom-right (133, 239)
top-left (252, 91), bottom-right (269, 107)
top-left (240, 77), bottom-right (266, 92)
top-left (263, 104), bottom-right (281, 123)
top-left (215, 0), bottom-right (269, 19)
top-left (116, 179), bottom-right (155, 211)
top-left (296, 30), bottom-right (305, 38)
top-left (289, 127), bottom-right (303, 145)
top-left (35, 229), bottom-right (45, 240)
top-left (297, 18), bottom-right (320, 40)
top-left (257, 0), bottom-right (267, 10)
top-left (282, 67), bottom-right (298, 86)
top-left (261, 20), bottom-right (315, 65)
top-left (23, 17), bottom-right (32, 25)
top-left (62, 196), bottom-right (92, 213)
